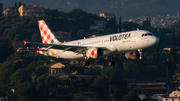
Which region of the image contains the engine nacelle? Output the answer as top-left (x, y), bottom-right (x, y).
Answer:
top-left (125, 50), bottom-right (140, 59)
top-left (86, 47), bottom-right (103, 59)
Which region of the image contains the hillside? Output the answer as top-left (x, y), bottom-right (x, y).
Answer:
top-left (2, 0), bottom-right (180, 19)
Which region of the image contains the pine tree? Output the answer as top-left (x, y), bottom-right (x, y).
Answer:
top-left (148, 16), bottom-right (151, 27)
top-left (172, 29), bottom-right (176, 45)
top-left (169, 48), bottom-right (178, 64)
top-left (155, 47), bottom-right (159, 65)
top-left (119, 16), bottom-right (122, 32)
top-left (14, 2), bottom-right (17, 7)
top-left (113, 16), bottom-right (117, 33)
top-left (18, 1), bottom-right (22, 7)
top-left (0, 3), bottom-right (3, 16)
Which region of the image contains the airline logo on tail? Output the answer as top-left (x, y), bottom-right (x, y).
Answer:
top-left (38, 20), bottom-right (61, 44)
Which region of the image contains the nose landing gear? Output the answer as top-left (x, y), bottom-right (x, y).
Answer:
top-left (138, 49), bottom-right (144, 60)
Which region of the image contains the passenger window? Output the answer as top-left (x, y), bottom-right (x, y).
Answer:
top-left (142, 34), bottom-right (144, 37)
top-left (145, 34), bottom-right (147, 36)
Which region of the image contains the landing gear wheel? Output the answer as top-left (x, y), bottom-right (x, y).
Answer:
top-left (83, 60), bottom-right (90, 66)
top-left (138, 49), bottom-right (144, 60)
top-left (139, 56), bottom-right (144, 60)
top-left (108, 61), bottom-right (116, 66)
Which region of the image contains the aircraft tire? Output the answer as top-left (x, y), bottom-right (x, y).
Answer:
top-left (108, 61), bottom-right (116, 66)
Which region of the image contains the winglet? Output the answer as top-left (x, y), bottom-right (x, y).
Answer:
top-left (23, 40), bottom-right (27, 45)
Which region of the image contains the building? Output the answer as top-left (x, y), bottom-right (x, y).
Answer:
top-left (54, 31), bottom-right (71, 42)
top-left (99, 12), bottom-right (116, 20)
top-left (90, 20), bottom-right (107, 31)
top-left (81, 92), bottom-right (96, 101)
top-left (3, 7), bottom-right (17, 15)
top-left (18, 5), bottom-right (45, 17)
top-left (50, 62), bottom-right (68, 78)
top-left (172, 73), bottom-right (180, 82)
top-left (162, 90), bottom-right (180, 101)
top-left (127, 81), bottom-right (167, 94)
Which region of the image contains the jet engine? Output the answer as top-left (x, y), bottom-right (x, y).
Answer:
top-left (86, 47), bottom-right (103, 59)
top-left (124, 50), bottom-right (140, 59)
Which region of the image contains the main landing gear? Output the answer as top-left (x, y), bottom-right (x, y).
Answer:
top-left (83, 57), bottom-right (90, 66)
top-left (108, 55), bottom-right (116, 66)
top-left (83, 60), bottom-right (90, 66)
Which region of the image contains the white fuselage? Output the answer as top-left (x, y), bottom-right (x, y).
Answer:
top-left (40, 30), bottom-right (159, 59)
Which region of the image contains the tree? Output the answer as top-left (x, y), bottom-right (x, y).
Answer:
top-left (0, 39), bottom-right (14, 63)
top-left (32, 33), bottom-right (41, 42)
top-left (119, 16), bottom-right (122, 32)
top-left (155, 47), bottom-right (159, 65)
top-left (0, 3), bottom-right (3, 16)
top-left (18, 1), bottom-right (22, 7)
top-left (10, 68), bottom-right (31, 85)
top-left (142, 97), bottom-right (158, 101)
top-left (104, 28), bottom-right (114, 34)
top-left (148, 16), bottom-right (151, 27)
top-left (35, 66), bottom-right (49, 77)
top-left (92, 76), bottom-right (107, 89)
top-left (169, 48), bottom-right (178, 64)
top-left (106, 17), bottom-right (117, 33)
top-left (123, 91), bottom-right (141, 101)
top-left (0, 61), bottom-right (14, 83)
top-left (14, 2), bottom-right (17, 7)
top-left (13, 59), bottom-right (27, 70)
top-left (123, 61), bottom-right (139, 73)
top-left (77, 29), bottom-right (85, 38)
top-left (15, 82), bottom-right (37, 101)
top-left (101, 66), bottom-right (121, 83)
top-left (0, 84), bottom-right (10, 98)
top-left (172, 29), bottom-right (176, 45)
top-left (71, 93), bottom-right (85, 101)
top-left (36, 75), bottom-right (58, 100)
top-left (62, 65), bottom-right (76, 75)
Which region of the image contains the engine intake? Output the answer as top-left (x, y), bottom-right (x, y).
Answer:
top-left (124, 50), bottom-right (140, 59)
top-left (86, 47), bottom-right (103, 59)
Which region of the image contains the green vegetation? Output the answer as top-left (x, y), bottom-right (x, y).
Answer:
top-left (3, 0), bottom-right (180, 19)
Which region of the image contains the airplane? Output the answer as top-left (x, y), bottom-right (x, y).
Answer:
top-left (23, 20), bottom-right (159, 66)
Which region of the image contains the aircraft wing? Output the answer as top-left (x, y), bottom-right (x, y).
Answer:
top-left (23, 41), bottom-right (108, 54)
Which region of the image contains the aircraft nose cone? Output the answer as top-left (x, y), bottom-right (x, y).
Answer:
top-left (155, 36), bottom-right (159, 44)
top-left (152, 36), bottom-right (159, 45)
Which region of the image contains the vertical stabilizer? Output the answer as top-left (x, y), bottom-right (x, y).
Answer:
top-left (38, 20), bottom-right (61, 44)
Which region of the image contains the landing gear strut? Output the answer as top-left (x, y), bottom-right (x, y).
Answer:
top-left (108, 55), bottom-right (116, 66)
top-left (83, 57), bottom-right (90, 66)
top-left (138, 49), bottom-right (144, 60)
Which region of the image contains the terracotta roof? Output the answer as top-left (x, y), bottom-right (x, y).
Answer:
top-left (174, 73), bottom-right (180, 76)
top-left (51, 63), bottom-right (65, 69)
top-left (133, 87), bottom-right (167, 90)
top-left (22, 5), bottom-right (45, 9)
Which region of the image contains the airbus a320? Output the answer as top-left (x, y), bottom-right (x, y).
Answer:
top-left (23, 20), bottom-right (159, 66)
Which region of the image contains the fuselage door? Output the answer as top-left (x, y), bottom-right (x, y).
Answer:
top-left (132, 32), bottom-right (137, 41)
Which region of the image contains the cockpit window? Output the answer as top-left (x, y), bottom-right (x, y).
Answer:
top-left (142, 33), bottom-right (153, 37)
